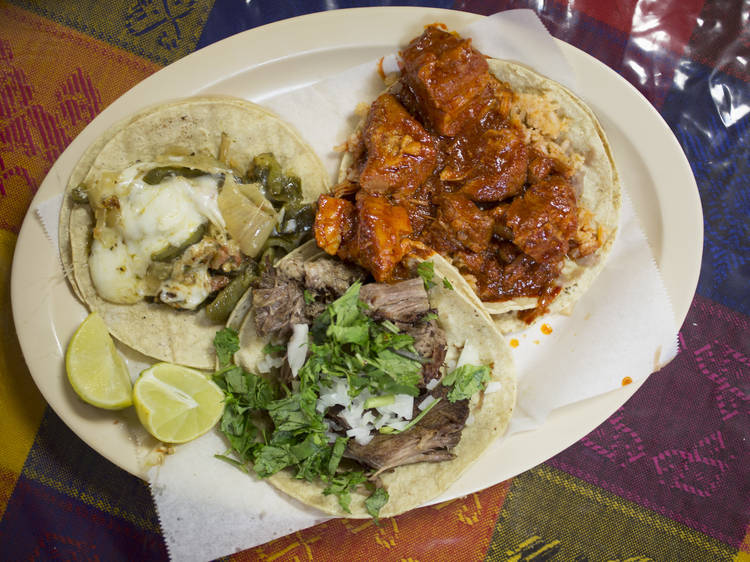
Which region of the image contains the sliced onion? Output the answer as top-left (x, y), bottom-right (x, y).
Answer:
top-left (346, 426), bottom-right (374, 446)
top-left (218, 177), bottom-right (276, 257)
top-left (287, 324), bottom-right (309, 377)
top-left (456, 340), bottom-right (480, 367)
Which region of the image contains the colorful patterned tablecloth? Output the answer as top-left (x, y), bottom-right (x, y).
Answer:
top-left (1, 1), bottom-right (748, 560)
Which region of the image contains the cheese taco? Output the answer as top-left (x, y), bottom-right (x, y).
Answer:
top-left (313, 25), bottom-right (621, 332)
top-left (60, 97), bottom-right (328, 369)
top-left (214, 246), bottom-right (516, 518)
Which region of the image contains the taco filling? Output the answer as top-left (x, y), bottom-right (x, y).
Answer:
top-left (61, 97), bottom-right (330, 369)
top-left (79, 152), bottom-right (314, 320)
top-left (314, 25), bottom-right (613, 324)
top-left (213, 254), bottom-right (510, 517)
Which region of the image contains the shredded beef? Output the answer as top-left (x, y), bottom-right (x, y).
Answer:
top-left (252, 267), bottom-right (306, 339)
top-left (302, 256), bottom-right (366, 295)
top-left (344, 386), bottom-right (469, 475)
top-left (404, 318), bottom-right (446, 387)
top-left (359, 278), bottom-right (429, 323)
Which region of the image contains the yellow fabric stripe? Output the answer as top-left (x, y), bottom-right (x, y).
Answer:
top-left (487, 465), bottom-right (735, 561)
top-left (6, 0), bottom-right (214, 66)
top-left (734, 523), bottom-right (750, 562)
top-left (533, 465), bottom-right (732, 557)
top-left (0, 231), bottom-right (47, 518)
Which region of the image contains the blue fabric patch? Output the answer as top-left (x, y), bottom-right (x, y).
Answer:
top-left (197, 0), bottom-right (454, 48)
top-left (20, 408), bottom-right (161, 533)
top-left (0, 474), bottom-right (167, 560)
top-left (659, 59), bottom-right (750, 315)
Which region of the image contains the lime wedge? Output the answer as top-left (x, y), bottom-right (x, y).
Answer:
top-left (133, 363), bottom-right (224, 443)
top-left (65, 312), bottom-right (133, 410)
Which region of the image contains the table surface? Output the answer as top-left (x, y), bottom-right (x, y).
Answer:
top-left (1, 1), bottom-right (748, 560)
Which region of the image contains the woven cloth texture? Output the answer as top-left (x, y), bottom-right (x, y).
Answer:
top-left (0, 1), bottom-right (747, 560)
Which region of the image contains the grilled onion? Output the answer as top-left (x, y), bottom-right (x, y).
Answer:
top-left (218, 177), bottom-right (277, 258)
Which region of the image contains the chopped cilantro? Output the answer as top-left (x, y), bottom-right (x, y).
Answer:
top-left (417, 261), bottom-right (436, 290)
top-left (442, 277), bottom-right (454, 290)
top-left (442, 364), bottom-right (491, 402)
top-left (327, 437), bottom-right (347, 476)
top-left (214, 328), bottom-right (239, 368)
top-left (303, 282), bottom-right (423, 398)
top-left (211, 280), bottom-right (433, 518)
top-left (323, 471), bottom-right (368, 513)
top-left (304, 289), bottom-right (315, 304)
top-left (262, 342), bottom-right (286, 355)
top-left (253, 444), bottom-right (296, 477)
top-left (365, 488), bottom-right (390, 521)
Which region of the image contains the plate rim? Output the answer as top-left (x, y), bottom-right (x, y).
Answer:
top-left (11, 6), bottom-right (701, 488)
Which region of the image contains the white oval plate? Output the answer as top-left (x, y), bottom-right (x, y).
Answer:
top-left (11, 8), bottom-right (701, 499)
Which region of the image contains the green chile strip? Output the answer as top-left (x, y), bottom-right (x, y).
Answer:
top-left (150, 223), bottom-right (207, 262)
top-left (142, 166), bottom-right (211, 185)
top-left (206, 267), bottom-right (257, 323)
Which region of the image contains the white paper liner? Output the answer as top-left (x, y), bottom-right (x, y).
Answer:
top-left (149, 432), bottom-right (329, 561)
top-left (35, 10), bottom-right (678, 560)
top-left (507, 187), bottom-right (678, 433)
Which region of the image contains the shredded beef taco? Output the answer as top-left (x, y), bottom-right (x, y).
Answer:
top-left (60, 97), bottom-right (328, 369)
top-left (313, 25), bottom-right (621, 332)
top-left (216, 247), bottom-right (515, 518)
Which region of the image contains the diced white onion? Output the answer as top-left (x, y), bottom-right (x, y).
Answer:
top-left (425, 378), bottom-right (439, 391)
top-left (256, 353), bottom-right (284, 374)
top-left (466, 413), bottom-right (475, 426)
top-left (456, 340), bottom-right (480, 368)
top-left (360, 411), bottom-right (376, 427)
top-left (339, 390), bottom-right (371, 429)
top-left (287, 324), bottom-right (309, 377)
top-left (485, 381), bottom-right (503, 394)
top-left (418, 395), bottom-right (437, 411)
top-left (317, 380), bottom-right (423, 444)
top-left (376, 394), bottom-right (413, 420)
top-left (346, 426), bottom-right (374, 446)
top-left (374, 412), bottom-right (398, 429)
top-left (323, 419), bottom-right (340, 443)
top-left (316, 378), bottom-right (351, 413)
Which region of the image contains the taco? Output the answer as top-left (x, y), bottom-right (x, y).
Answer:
top-left (60, 97), bottom-right (328, 369)
top-left (214, 247), bottom-right (516, 518)
top-left (313, 25), bottom-right (621, 332)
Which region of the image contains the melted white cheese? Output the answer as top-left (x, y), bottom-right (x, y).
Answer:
top-left (89, 239), bottom-right (140, 303)
top-left (89, 161), bottom-right (225, 305)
